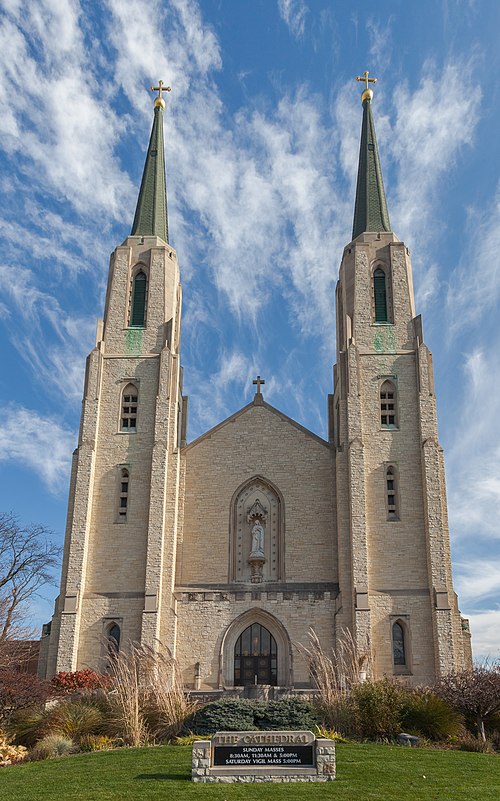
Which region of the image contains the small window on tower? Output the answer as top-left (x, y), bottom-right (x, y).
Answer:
top-left (392, 620), bottom-right (409, 671)
top-left (121, 384), bottom-right (138, 432)
top-left (118, 468), bottom-right (129, 522)
top-left (130, 270), bottom-right (148, 327)
top-left (386, 465), bottom-right (399, 520)
top-left (380, 380), bottom-right (397, 428)
top-left (373, 267), bottom-right (388, 322)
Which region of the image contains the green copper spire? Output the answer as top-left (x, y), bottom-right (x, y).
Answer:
top-left (131, 82), bottom-right (170, 243)
top-left (352, 71), bottom-right (391, 241)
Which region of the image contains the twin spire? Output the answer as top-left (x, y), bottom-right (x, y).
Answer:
top-left (130, 82), bottom-right (171, 243)
top-left (130, 72), bottom-right (391, 246)
top-left (352, 71), bottom-right (391, 240)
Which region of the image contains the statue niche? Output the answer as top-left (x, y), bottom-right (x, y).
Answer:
top-left (248, 500), bottom-right (267, 583)
top-left (229, 477), bottom-right (284, 583)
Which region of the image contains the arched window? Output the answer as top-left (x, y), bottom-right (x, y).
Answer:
top-left (386, 465), bottom-right (398, 520)
top-left (392, 621), bottom-right (406, 667)
top-left (108, 623), bottom-right (121, 653)
top-left (380, 380), bottom-right (397, 427)
top-left (373, 267), bottom-right (388, 322)
top-left (121, 384), bottom-right (138, 432)
top-left (130, 270), bottom-right (147, 327)
top-left (118, 468), bottom-right (129, 521)
top-left (234, 623), bottom-right (277, 686)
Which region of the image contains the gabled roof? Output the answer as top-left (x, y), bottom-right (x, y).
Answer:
top-left (183, 397), bottom-right (329, 452)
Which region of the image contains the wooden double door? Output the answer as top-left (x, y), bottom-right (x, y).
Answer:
top-left (234, 623), bottom-right (277, 686)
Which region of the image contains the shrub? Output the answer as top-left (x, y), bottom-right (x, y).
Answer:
top-left (186, 699), bottom-right (262, 735)
top-left (0, 730), bottom-right (27, 766)
top-left (0, 670), bottom-right (54, 724)
top-left (79, 734), bottom-right (114, 752)
top-left (41, 700), bottom-right (106, 743)
top-left (254, 698), bottom-right (318, 730)
top-left (400, 688), bottom-right (463, 740)
top-left (171, 732), bottom-right (205, 746)
top-left (51, 669), bottom-right (112, 694)
top-left (435, 665), bottom-right (500, 741)
top-left (30, 735), bottom-right (75, 760)
top-left (351, 679), bottom-right (404, 740)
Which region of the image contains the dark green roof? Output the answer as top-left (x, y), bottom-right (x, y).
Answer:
top-left (352, 97), bottom-right (391, 240)
top-left (131, 105), bottom-right (169, 242)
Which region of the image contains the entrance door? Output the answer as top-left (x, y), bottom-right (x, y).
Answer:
top-left (234, 623), bottom-right (277, 686)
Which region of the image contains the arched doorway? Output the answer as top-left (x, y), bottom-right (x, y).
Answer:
top-left (234, 623), bottom-right (277, 686)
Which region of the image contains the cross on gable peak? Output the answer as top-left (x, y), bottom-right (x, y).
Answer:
top-left (253, 375), bottom-right (265, 396)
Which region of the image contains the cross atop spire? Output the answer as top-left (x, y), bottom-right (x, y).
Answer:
top-left (150, 80), bottom-right (171, 109)
top-left (356, 70), bottom-right (377, 103)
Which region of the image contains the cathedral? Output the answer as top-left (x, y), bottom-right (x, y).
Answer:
top-left (39, 75), bottom-right (472, 690)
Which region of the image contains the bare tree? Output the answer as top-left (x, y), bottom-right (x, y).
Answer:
top-left (0, 512), bottom-right (61, 662)
top-left (435, 665), bottom-right (500, 741)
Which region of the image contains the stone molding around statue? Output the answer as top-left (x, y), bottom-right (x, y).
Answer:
top-left (229, 475), bottom-right (284, 583)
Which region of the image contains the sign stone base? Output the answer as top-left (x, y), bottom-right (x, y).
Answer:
top-left (192, 730), bottom-right (336, 783)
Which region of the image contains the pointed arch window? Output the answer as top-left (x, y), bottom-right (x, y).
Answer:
top-left (121, 384), bottom-right (138, 432)
top-left (374, 268), bottom-right (388, 322)
top-left (130, 270), bottom-right (148, 327)
top-left (108, 623), bottom-right (121, 653)
top-left (392, 621), bottom-right (406, 667)
top-left (118, 468), bottom-right (129, 521)
top-left (380, 380), bottom-right (397, 428)
top-left (386, 465), bottom-right (398, 520)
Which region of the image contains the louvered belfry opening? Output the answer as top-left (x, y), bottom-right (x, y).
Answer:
top-left (374, 268), bottom-right (388, 322)
top-left (130, 271), bottom-right (147, 327)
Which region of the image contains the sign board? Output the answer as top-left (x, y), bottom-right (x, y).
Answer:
top-left (212, 731), bottom-right (315, 767)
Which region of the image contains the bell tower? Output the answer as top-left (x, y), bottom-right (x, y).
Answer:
top-left (332, 73), bottom-right (471, 682)
top-left (44, 83), bottom-right (185, 676)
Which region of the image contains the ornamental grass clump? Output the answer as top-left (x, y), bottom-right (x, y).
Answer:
top-left (400, 687), bottom-right (463, 741)
top-left (30, 734), bottom-right (75, 761)
top-left (41, 699), bottom-right (106, 744)
top-left (296, 628), bottom-right (370, 736)
top-left (106, 641), bottom-right (196, 746)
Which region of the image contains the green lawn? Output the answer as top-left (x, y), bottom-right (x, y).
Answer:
top-left (1, 743), bottom-right (499, 801)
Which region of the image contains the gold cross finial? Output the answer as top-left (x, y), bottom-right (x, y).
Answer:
top-left (150, 80), bottom-right (171, 109)
top-left (356, 70), bottom-right (377, 103)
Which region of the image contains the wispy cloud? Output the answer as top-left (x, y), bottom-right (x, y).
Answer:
top-left (446, 184), bottom-right (500, 332)
top-left (447, 346), bottom-right (500, 542)
top-left (0, 405), bottom-right (75, 491)
top-left (278, 0), bottom-right (309, 39)
top-left (465, 609), bottom-right (500, 661)
top-left (0, 264), bottom-right (94, 401)
top-left (391, 61), bottom-right (481, 267)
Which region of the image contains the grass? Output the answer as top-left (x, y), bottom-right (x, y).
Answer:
top-left (1, 743), bottom-right (499, 801)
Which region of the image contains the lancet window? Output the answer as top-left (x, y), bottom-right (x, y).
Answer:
top-left (374, 267), bottom-right (388, 322)
top-left (130, 270), bottom-right (148, 327)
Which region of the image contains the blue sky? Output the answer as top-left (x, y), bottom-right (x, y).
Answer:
top-left (0, 0), bottom-right (499, 660)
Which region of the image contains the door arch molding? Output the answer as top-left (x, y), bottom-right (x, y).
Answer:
top-left (219, 608), bottom-right (292, 688)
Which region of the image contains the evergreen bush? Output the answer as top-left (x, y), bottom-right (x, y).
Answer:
top-left (254, 698), bottom-right (317, 730)
top-left (186, 699), bottom-right (261, 735)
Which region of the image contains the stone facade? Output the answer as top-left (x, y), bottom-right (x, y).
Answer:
top-left (40, 109), bottom-right (472, 689)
